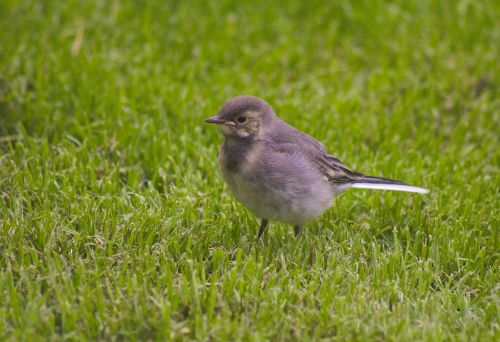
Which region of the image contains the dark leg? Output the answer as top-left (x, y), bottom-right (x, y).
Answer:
top-left (256, 219), bottom-right (269, 239)
top-left (294, 225), bottom-right (302, 237)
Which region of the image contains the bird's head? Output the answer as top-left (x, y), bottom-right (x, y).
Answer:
top-left (205, 96), bottom-right (275, 139)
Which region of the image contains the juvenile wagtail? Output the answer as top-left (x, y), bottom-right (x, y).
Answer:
top-left (205, 96), bottom-right (428, 238)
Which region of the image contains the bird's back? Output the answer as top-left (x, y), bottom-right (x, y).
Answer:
top-left (264, 119), bottom-right (328, 156)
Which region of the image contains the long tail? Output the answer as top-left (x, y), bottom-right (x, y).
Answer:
top-left (350, 176), bottom-right (429, 194)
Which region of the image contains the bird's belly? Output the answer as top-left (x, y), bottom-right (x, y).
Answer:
top-left (223, 172), bottom-right (332, 225)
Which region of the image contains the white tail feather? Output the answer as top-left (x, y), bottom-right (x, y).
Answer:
top-left (351, 183), bottom-right (429, 194)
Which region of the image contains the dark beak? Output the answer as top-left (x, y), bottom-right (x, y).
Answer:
top-left (204, 115), bottom-right (225, 124)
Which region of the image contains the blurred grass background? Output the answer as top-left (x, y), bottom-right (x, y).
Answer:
top-left (0, 0), bottom-right (498, 340)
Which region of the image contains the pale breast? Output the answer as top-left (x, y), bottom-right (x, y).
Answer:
top-left (218, 140), bottom-right (333, 225)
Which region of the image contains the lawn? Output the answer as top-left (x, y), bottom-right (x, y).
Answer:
top-left (0, 0), bottom-right (498, 340)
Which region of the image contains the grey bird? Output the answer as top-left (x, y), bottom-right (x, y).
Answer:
top-left (205, 96), bottom-right (429, 238)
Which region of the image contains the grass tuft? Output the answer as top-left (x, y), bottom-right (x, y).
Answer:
top-left (0, 0), bottom-right (499, 340)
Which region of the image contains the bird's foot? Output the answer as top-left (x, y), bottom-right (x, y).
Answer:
top-left (294, 225), bottom-right (302, 237)
top-left (256, 219), bottom-right (269, 239)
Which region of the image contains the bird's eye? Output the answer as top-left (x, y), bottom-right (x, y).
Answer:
top-left (237, 116), bottom-right (247, 123)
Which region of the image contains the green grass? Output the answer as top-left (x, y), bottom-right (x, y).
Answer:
top-left (0, 0), bottom-right (499, 340)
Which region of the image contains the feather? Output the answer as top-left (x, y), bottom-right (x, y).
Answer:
top-left (351, 183), bottom-right (429, 193)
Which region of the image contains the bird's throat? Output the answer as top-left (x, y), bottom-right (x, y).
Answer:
top-left (220, 137), bottom-right (255, 173)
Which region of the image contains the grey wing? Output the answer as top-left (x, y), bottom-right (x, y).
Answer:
top-left (314, 154), bottom-right (364, 184)
top-left (258, 140), bottom-right (327, 185)
top-left (263, 120), bottom-right (412, 189)
top-left (264, 119), bottom-right (364, 184)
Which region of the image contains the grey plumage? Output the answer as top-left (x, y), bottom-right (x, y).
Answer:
top-left (205, 96), bottom-right (429, 238)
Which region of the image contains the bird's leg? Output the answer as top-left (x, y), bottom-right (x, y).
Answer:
top-left (294, 225), bottom-right (302, 237)
top-left (256, 219), bottom-right (269, 239)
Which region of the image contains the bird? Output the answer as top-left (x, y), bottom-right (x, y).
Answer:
top-left (205, 95), bottom-right (429, 239)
